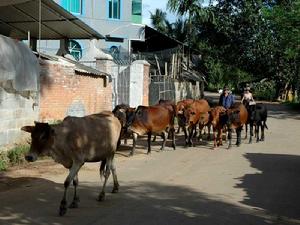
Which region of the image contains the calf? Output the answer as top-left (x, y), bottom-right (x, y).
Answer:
top-left (127, 105), bottom-right (176, 156)
top-left (209, 106), bottom-right (227, 148)
top-left (248, 103), bottom-right (268, 143)
top-left (223, 103), bottom-right (248, 148)
top-left (182, 99), bottom-right (210, 147)
top-left (21, 113), bottom-right (121, 216)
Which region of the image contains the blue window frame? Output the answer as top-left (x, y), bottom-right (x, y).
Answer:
top-left (61, 0), bottom-right (82, 14)
top-left (108, 0), bottom-right (121, 19)
top-left (68, 40), bottom-right (82, 61)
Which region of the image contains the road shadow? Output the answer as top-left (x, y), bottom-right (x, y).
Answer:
top-left (236, 153), bottom-right (300, 221)
top-left (0, 175), bottom-right (284, 225)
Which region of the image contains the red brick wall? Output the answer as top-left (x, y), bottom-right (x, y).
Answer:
top-left (39, 61), bottom-right (112, 121)
top-left (143, 64), bottom-right (150, 106)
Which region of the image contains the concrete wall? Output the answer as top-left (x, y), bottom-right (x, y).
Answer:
top-left (175, 81), bottom-right (201, 102)
top-left (39, 60), bottom-right (112, 122)
top-left (0, 87), bottom-right (38, 148)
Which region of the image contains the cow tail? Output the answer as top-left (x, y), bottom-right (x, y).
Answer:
top-left (264, 122), bottom-right (268, 130)
top-left (100, 159), bottom-right (106, 180)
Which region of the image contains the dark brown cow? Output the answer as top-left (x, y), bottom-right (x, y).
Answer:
top-left (127, 105), bottom-right (176, 155)
top-left (209, 106), bottom-right (227, 148)
top-left (112, 104), bottom-right (136, 145)
top-left (21, 113), bottom-right (121, 216)
top-left (224, 103), bottom-right (248, 148)
top-left (182, 99), bottom-right (210, 147)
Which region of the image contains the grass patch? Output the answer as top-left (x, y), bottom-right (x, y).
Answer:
top-left (0, 152), bottom-right (8, 171)
top-left (0, 145), bottom-right (30, 171)
top-left (7, 145), bottom-right (30, 166)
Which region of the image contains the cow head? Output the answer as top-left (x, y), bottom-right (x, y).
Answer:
top-left (210, 107), bottom-right (226, 128)
top-left (183, 106), bottom-right (198, 126)
top-left (198, 112), bottom-right (209, 125)
top-left (226, 109), bottom-right (241, 128)
top-left (21, 122), bottom-right (55, 162)
top-left (126, 106), bottom-right (147, 135)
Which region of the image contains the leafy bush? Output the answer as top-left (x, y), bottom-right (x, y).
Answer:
top-left (0, 152), bottom-right (8, 171)
top-left (252, 80), bottom-right (277, 101)
top-left (7, 145), bottom-right (30, 166)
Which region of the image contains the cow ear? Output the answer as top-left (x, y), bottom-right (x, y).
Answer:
top-left (21, 126), bottom-right (35, 133)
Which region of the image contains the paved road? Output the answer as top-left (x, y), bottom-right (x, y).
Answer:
top-left (0, 100), bottom-right (300, 225)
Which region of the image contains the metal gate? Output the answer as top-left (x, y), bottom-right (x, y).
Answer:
top-left (149, 74), bottom-right (176, 105)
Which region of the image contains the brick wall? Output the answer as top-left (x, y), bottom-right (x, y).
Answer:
top-left (39, 60), bottom-right (112, 122)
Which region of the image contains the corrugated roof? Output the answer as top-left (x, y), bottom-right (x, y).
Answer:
top-left (37, 52), bottom-right (112, 81)
top-left (0, 0), bottom-right (104, 40)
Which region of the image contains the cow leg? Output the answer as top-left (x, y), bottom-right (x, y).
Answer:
top-left (236, 127), bottom-right (242, 147)
top-left (171, 127), bottom-right (176, 150)
top-left (183, 126), bottom-right (189, 147)
top-left (152, 135), bottom-right (157, 142)
top-left (69, 174), bottom-right (80, 209)
top-left (260, 122), bottom-right (265, 141)
top-left (218, 128), bottom-right (223, 146)
top-left (98, 158), bottom-right (112, 201)
top-left (198, 124), bottom-right (204, 142)
top-left (207, 124), bottom-right (211, 141)
top-left (213, 128), bottom-right (217, 149)
top-left (147, 132), bottom-right (152, 154)
top-left (124, 138), bottom-right (128, 145)
top-left (249, 123), bottom-right (254, 144)
top-left (59, 162), bottom-right (83, 216)
top-left (256, 125), bottom-right (260, 142)
top-left (227, 129), bottom-right (232, 149)
top-left (177, 126), bottom-right (181, 134)
top-left (188, 126), bottom-right (194, 147)
top-left (130, 133), bottom-right (138, 156)
top-left (111, 156), bottom-right (119, 193)
top-left (244, 124), bottom-right (248, 139)
top-left (160, 131), bottom-right (167, 151)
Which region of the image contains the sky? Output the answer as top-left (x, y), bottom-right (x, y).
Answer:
top-left (142, 0), bottom-right (210, 26)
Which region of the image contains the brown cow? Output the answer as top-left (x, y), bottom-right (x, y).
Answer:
top-left (21, 113), bottom-right (121, 216)
top-left (127, 105), bottom-right (176, 156)
top-left (209, 106), bottom-right (227, 148)
top-left (176, 99), bottom-right (194, 134)
top-left (224, 103), bottom-right (248, 148)
top-left (182, 99), bottom-right (210, 147)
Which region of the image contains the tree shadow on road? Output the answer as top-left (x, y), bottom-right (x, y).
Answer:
top-left (236, 153), bottom-right (300, 222)
top-left (0, 174), bottom-right (290, 225)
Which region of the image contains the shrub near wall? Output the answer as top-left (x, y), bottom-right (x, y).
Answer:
top-left (252, 80), bottom-right (277, 101)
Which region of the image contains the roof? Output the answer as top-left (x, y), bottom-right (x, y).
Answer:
top-left (0, 0), bottom-right (104, 40)
top-left (131, 25), bottom-right (185, 52)
top-left (37, 52), bottom-right (112, 82)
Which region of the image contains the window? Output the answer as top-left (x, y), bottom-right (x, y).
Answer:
top-left (62, 0), bottom-right (82, 14)
top-left (68, 40), bottom-right (82, 61)
top-left (109, 45), bottom-right (120, 59)
top-left (132, 0), bottom-right (142, 23)
top-left (108, 0), bottom-right (121, 19)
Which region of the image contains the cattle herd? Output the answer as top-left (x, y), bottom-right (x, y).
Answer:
top-left (21, 98), bottom-right (268, 216)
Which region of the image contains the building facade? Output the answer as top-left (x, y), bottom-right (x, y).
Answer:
top-left (39, 0), bottom-right (144, 61)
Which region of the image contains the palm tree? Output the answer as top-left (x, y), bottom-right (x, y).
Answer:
top-left (150, 9), bottom-right (168, 33)
top-left (167, 0), bottom-right (204, 66)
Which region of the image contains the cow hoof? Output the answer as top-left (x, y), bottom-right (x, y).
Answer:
top-left (97, 192), bottom-right (105, 201)
top-left (227, 146), bottom-right (232, 150)
top-left (236, 143), bottom-right (241, 147)
top-left (260, 138), bottom-right (265, 141)
top-left (69, 201), bottom-right (79, 209)
top-left (59, 205), bottom-right (67, 216)
top-left (172, 145), bottom-right (176, 150)
top-left (147, 151), bottom-right (151, 155)
top-left (129, 152), bottom-right (134, 157)
top-left (112, 188), bottom-right (119, 193)
top-left (256, 140), bottom-right (259, 143)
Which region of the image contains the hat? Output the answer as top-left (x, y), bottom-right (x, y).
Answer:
top-left (244, 87), bottom-right (250, 91)
top-left (223, 86), bottom-right (229, 90)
